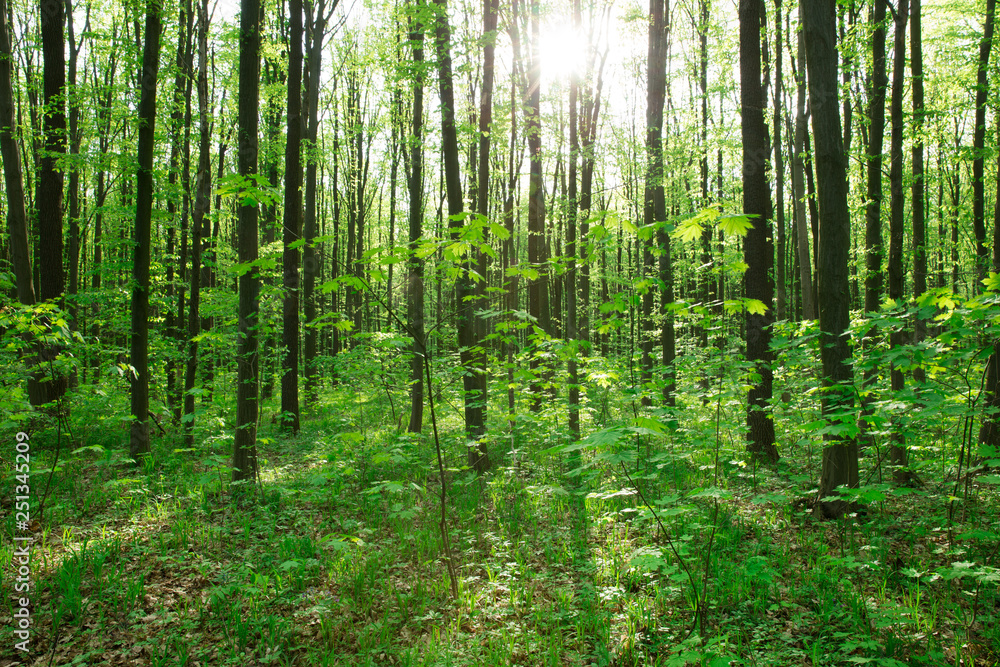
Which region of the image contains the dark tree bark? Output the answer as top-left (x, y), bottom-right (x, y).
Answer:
top-left (911, 0), bottom-right (926, 317)
top-left (774, 0), bottom-right (786, 321)
top-left (973, 0), bottom-right (996, 284)
top-left (65, 0), bottom-right (87, 334)
top-left (303, 0), bottom-right (334, 403)
top-left (789, 18), bottom-right (815, 321)
top-left (166, 0), bottom-right (193, 421)
top-left (184, 0), bottom-right (210, 446)
top-left (234, 0), bottom-right (261, 484)
top-left (469, 0), bottom-right (497, 460)
top-left (862, 0), bottom-right (887, 351)
top-left (0, 0), bottom-right (33, 306)
top-left (741, 0), bottom-right (777, 461)
top-left (887, 0), bottom-right (910, 480)
top-left (802, 0), bottom-right (858, 518)
top-left (641, 0), bottom-right (672, 407)
top-left (407, 4), bottom-right (426, 434)
top-left (525, 0), bottom-right (550, 409)
top-left (129, 0), bottom-right (163, 461)
top-left (38, 0), bottom-right (66, 304)
top-left (281, 0), bottom-right (304, 433)
top-left (433, 0), bottom-right (488, 469)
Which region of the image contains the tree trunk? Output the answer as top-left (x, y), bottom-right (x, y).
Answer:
top-left (789, 19), bottom-right (815, 321)
top-left (887, 0), bottom-right (909, 480)
top-left (184, 0), bottom-right (210, 446)
top-left (741, 0), bottom-right (778, 462)
top-left (35, 0), bottom-right (69, 406)
top-left (281, 0), bottom-right (303, 433)
top-left (303, 0), bottom-right (332, 404)
top-left (129, 0), bottom-right (163, 461)
top-left (234, 0), bottom-right (261, 484)
top-left (407, 4), bottom-right (426, 434)
top-left (910, 0), bottom-right (926, 384)
top-left (802, 0), bottom-right (858, 518)
top-left (0, 0), bottom-right (33, 306)
top-left (434, 0), bottom-right (488, 469)
top-left (973, 0), bottom-right (996, 284)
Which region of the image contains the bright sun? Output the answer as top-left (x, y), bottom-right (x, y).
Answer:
top-left (539, 20), bottom-right (586, 82)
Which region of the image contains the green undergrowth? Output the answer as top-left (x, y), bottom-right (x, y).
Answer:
top-left (2, 365), bottom-right (999, 666)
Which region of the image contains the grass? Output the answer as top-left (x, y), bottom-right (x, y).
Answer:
top-left (1, 343), bottom-right (999, 666)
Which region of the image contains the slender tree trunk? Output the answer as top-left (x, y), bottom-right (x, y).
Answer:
top-left (525, 0), bottom-right (549, 409)
top-left (0, 0), bottom-right (33, 306)
top-left (910, 0), bottom-right (926, 385)
top-left (973, 0), bottom-right (997, 285)
top-left (887, 0), bottom-right (909, 480)
top-left (184, 0), bottom-right (210, 445)
top-left (803, 0), bottom-right (858, 518)
top-left (861, 0), bottom-right (888, 443)
top-left (303, 0), bottom-right (332, 404)
top-left (774, 0), bottom-right (786, 322)
top-left (790, 19), bottom-right (815, 321)
top-left (281, 0), bottom-right (303, 433)
top-left (407, 5), bottom-right (426, 434)
top-left (567, 0), bottom-right (581, 438)
top-left (642, 0), bottom-right (671, 407)
top-left (234, 0), bottom-right (261, 484)
top-left (741, 0), bottom-right (778, 461)
top-left (129, 0), bottom-right (163, 461)
top-left (65, 0), bottom-right (86, 339)
top-left (434, 0), bottom-right (488, 468)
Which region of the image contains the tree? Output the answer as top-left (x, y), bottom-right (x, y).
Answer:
top-left (0, 0), bottom-right (33, 306)
top-left (407, 1), bottom-right (426, 434)
top-left (234, 0), bottom-right (261, 484)
top-left (303, 0), bottom-right (335, 402)
top-left (433, 0), bottom-right (488, 470)
top-left (184, 0), bottom-right (210, 446)
top-left (740, 0), bottom-right (777, 462)
top-left (525, 0), bottom-right (550, 410)
top-left (35, 0), bottom-right (69, 406)
top-left (802, 0), bottom-right (858, 518)
top-left (973, 0), bottom-right (996, 284)
top-left (642, 0), bottom-right (673, 408)
top-left (789, 16), bottom-right (815, 321)
top-left (129, 0), bottom-right (163, 461)
top-left (861, 0), bottom-right (888, 445)
top-left (281, 0), bottom-right (304, 434)
top-left (887, 0), bottom-right (909, 480)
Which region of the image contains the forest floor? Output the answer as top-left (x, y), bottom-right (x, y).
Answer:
top-left (1, 379), bottom-right (999, 667)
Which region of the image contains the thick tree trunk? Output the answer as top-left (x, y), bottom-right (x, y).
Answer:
top-left (802, 0), bottom-right (858, 518)
top-left (741, 0), bottom-right (777, 461)
top-left (129, 0), bottom-right (163, 461)
top-left (234, 0), bottom-right (261, 484)
top-left (281, 0), bottom-right (304, 433)
top-left (35, 0), bottom-right (69, 406)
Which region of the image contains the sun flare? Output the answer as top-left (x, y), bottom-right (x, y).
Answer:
top-left (539, 19), bottom-right (586, 82)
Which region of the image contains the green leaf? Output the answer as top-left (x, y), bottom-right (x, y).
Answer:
top-left (717, 213), bottom-right (754, 237)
